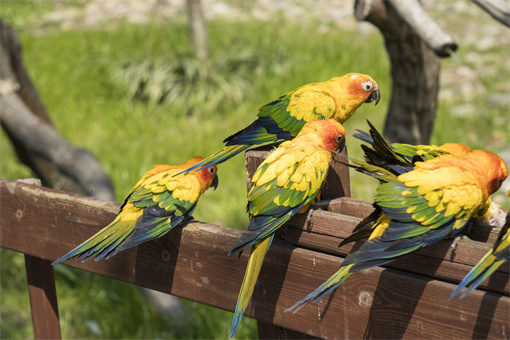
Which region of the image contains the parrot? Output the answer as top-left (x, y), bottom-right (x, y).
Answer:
top-left (228, 119), bottom-right (347, 338)
top-left (177, 73), bottom-right (380, 175)
top-left (286, 121), bottom-right (508, 314)
top-left (450, 209), bottom-right (509, 299)
top-left (52, 156), bottom-right (218, 264)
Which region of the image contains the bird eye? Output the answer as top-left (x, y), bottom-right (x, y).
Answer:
top-left (208, 167), bottom-right (216, 175)
top-left (361, 81), bottom-right (372, 92)
top-left (336, 134), bottom-right (343, 143)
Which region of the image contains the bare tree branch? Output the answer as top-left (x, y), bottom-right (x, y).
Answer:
top-left (0, 18), bottom-right (115, 202)
top-left (471, 0), bottom-right (510, 28)
top-left (355, 0), bottom-right (441, 144)
top-left (0, 93), bottom-right (115, 201)
top-left (388, 0), bottom-right (458, 57)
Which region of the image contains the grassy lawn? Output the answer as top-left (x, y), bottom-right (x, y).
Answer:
top-left (0, 1), bottom-right (508, 339)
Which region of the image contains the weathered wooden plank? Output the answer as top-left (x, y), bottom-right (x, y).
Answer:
top-left (1, 177), bottom-right (509, 339)
top-left (279, 209), bottom-right (509, 295)
top-left (24, 255), bottom-right (62, 340)
top-left (257, 320), bottom-right (319, 339)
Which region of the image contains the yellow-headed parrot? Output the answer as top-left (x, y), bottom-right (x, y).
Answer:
top-left (53, 156), bottom-right (218, 263)
top-left (286, 121), bottom-right (508, 314)
top-left (229, 119), bottom-right (347, 338)
top-left (179, 73), bottom-right (379, 174)
top-left (450, 209), bottom-right (509, 298)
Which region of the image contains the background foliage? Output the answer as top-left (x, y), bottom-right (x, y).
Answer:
top-left (1, 1), bottom-right (508, 339)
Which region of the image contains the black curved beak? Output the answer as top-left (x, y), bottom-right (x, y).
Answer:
top-left (338, 137), bottom-right (346, 154)
top-left (211, 175), bottom-right (219, 190)
top-left (365, 86), bottom-right (381, 106)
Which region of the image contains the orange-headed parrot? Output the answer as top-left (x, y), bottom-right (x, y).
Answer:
top-left (286, 121), bottom-right (508, 314)
top-left (179, 73), bottom-right (379, 174)
top-left (229, 119), bottom-right (347, 338)
top-left (53, 156), bottom-right (218, 263)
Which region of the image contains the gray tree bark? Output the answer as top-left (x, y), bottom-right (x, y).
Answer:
top-left (471, 0), bottom-right (510, 27)
top-left (0, 19), bottom-right (115, 202)
top-left (187, 0), bottom-right (208, 61)
top-left (355, 0), bottom-right (457, 144)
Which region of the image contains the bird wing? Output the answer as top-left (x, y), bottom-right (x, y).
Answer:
top-left (53, 165), bottom-right (200, 263)
top-left (229, 143), bottom-right (330, 255)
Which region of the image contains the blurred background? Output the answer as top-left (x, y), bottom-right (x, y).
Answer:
top-left (0, 0), bottom-right (508, 338)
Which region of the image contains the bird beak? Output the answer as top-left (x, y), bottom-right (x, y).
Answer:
top-left (365, 86), bottom-right (381, 106)
top-left (211, 175), bottom-right (219, 190)
top-left (338, 138), bottom-right (346, 154)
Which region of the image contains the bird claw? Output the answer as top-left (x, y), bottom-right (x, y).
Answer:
top-left (450, 235), bottom-right (467, 254)
top-left (307, 208), bottom-right (314, 222)
top-left (306, 208), bottom-right (315, 230)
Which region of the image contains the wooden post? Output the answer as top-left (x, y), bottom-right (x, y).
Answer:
top-left (15, 179), bottom-right (62, 339)
top-left (24, 255), bottom-right (62, 340)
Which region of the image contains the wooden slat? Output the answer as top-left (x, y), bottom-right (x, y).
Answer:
top-left (1, 177), bottom-right (509, 339)
top-left (257, 320), bottom-right (319, 339)
top-left (278, 208), bottom-right (509, 295)
top-left (24, 255), bottom-right (62, 340)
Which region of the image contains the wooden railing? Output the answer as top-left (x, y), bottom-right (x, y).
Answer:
top-left (0, 150), bottom-right (508, 339)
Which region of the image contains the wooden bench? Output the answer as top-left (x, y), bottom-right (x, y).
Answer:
top-left (0, 150), bottom-right (508, 339)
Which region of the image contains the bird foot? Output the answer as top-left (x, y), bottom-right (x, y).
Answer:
top-left (306, 208), bottom-right (314, 230)
top-left (450, 234), bottom-right (467, 255)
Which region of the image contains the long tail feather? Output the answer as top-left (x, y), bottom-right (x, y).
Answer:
top-left (285, 264), bottom-right (354, 314)
top-left (449, 251), bottom-right (504, 299)
top-left (52, 219), bottom-right (132, 264)
top-left (176, 145), bottom-right (250, 176)
top-left (230, 235), bottom-right (273, 339)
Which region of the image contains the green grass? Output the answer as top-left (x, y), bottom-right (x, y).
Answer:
top-left (0, 2), bottom-right (508, 339)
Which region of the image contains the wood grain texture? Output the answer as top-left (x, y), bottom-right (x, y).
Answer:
top-left (1, 177), bottom-right (509, 339)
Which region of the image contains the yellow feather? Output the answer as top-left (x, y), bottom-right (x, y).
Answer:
top-left (277, 171), bottom-right (290, 187)
top-left (424, 191), bottom-right (441, 207)
top-left (369, 215), bottom-right (391, 240)
top-left (287, 90), bottom-right (335, 121)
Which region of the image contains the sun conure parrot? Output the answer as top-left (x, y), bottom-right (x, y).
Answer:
top-left (228, 119), bottom-right (347, 338)
top-left (178, 73), bottom-right (379, 175)
top-left (286, 121), bottom-right (508, 314)
top-left (450, 208), bottom-right (509, 299)
top-left (52, 156), bottom-right (218, 264)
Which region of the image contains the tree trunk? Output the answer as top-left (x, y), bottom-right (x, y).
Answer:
top-left (187, 0), bottom-right (208, 61)
top-left (355, 0), bottom-right (457, 144)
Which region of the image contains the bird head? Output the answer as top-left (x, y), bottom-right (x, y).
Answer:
top-left (187, 156), bottom-right (219, 192)
top-left (300, 119), bottom-right (346, 154)
top-left (327, 73), bottom-right (381, 123)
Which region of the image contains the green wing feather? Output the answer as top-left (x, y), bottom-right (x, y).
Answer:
top-left (53, 170), bottom-right (200, 263)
